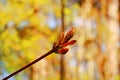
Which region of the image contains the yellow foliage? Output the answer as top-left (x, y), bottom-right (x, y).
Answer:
top-left (64, 7), bottom-right (72, 15)
top-left (34, 0), bottom-right (50, 6)
top-left (0, 0), bottom-right (119, 80)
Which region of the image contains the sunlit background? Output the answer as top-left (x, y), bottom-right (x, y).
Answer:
top-left (0, 0), bottom-right (119, 80)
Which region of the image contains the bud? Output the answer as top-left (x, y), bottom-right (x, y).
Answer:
top-left (63, 27), bottom-right (75, 43)
top-left (61, 40), bottom-right (76, 47)
top-left (53, 27), bottom-right (76, 55)
top-left (57, 48), bottom-right (69, 54)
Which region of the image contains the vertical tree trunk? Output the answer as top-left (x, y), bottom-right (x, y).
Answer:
top-left (60, 0), bottom-right (65, 80)
top-left (107, 0), bottom-right (119, 80)
top-left (29, 66), bottom-right (39, 80)
top-left (30, 67), bottom-right (35, 80)
top-left (29, 67), bottom-right (36, 80)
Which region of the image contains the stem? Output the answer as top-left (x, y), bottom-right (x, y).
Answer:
top-left (2, 49), bottom-right (55, 80)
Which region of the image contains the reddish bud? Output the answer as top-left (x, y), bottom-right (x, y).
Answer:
top-left (63, 27), bottom-right (75, 43)
top-left (61, 40), bottom-right (76, 47)
top-left (57, 48), bottom-right (69, 54)
top-left (67, 40), bottom-right (76, 45)
top-left (53, 27), bottom-right (76, 55)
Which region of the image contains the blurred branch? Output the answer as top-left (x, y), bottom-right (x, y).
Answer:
top-left (61, 0), bottom-right (65, 31)
top-left (60, 0), bottom-right (65, 80)
top-left (2, 49), bottom-right (55, 80)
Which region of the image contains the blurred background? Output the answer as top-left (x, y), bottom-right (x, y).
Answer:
top-left (0, 0), bottom-right (119, 80)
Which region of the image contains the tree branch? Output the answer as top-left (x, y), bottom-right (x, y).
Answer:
top-left (2, 49), bottom-right (55, 80)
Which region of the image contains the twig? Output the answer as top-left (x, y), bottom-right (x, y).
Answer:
top-left (2, 49), bottom-right (55, 80)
